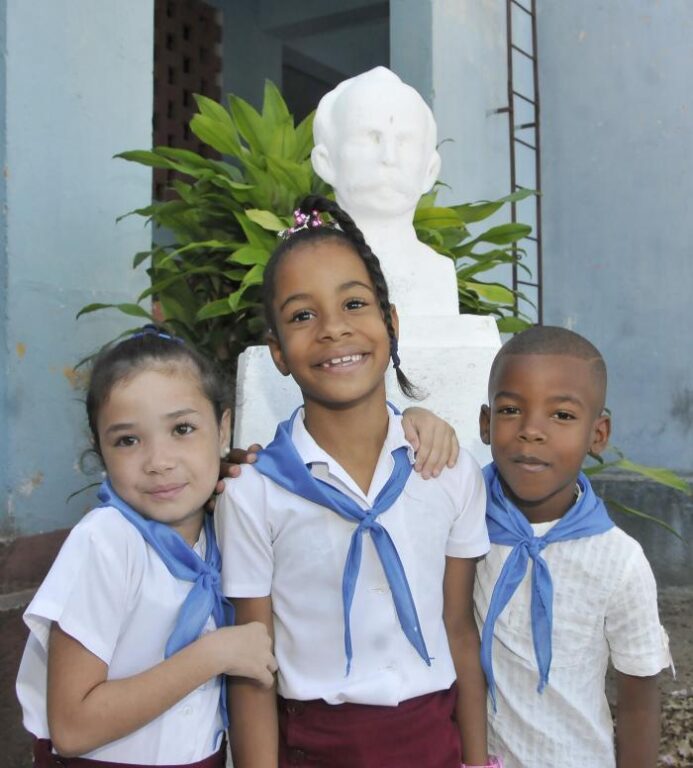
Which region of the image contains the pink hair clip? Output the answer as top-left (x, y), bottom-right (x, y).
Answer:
top-left (278, 208), bottom-right (327, 239)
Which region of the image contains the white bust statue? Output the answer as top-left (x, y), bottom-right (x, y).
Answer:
top-left (312, 66), bottom-right (459, 317)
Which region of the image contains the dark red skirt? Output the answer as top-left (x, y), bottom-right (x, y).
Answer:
top-left (278, 684), bottom-right (460, 768)
top-left (32, 738), bottom-right (226, 768)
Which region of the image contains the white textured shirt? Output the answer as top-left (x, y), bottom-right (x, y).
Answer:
top-left (474, 520), bottom-right (672, 768)
top-left (216, 409), bottom-right (489, 705)
top-left (16, 506), bottom-right (223, 765)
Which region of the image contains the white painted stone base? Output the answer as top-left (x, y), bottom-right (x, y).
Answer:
top-left (233, 315), bottom-right (500, 467)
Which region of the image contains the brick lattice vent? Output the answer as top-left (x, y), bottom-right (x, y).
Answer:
top-left (153, 0), bottom-right (222, 200)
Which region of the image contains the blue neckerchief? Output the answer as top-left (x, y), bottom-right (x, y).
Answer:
top-left (97, 480), bottom-right (234, 727)
top-left (480, 463), bottom-right (613, 709)
top-left (253, 407), bottom-right (431, 674)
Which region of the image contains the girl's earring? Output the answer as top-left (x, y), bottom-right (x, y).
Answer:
top-left (221, 446), bottom-right (230, 459)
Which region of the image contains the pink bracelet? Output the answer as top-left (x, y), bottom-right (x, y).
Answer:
top-left (461, 756), bottom-right (503, 768)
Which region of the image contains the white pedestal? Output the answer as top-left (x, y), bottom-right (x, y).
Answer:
top-left (233, 315), bottom-right (500, 467)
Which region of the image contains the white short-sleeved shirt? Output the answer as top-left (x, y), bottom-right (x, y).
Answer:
top-left (474, 520), bottom-right (672, 768)
top-left (216, 409), bottom-right (489, 705)
top-left (16, 505), bottom-right (223, 765)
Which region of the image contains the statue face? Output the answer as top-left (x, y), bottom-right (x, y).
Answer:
top-left (325, 83), bottom-right (437, 218)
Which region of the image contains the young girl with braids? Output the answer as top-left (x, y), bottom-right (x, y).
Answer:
top-left (16, 328), bottom-right (277, 767)
top-left (216, 196), bottom-right (499, 768)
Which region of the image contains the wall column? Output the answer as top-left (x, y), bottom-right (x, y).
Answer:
top-left (391, 0), bottom-right (510, 204)
top-left (1, 0), bottom-right (154, 536)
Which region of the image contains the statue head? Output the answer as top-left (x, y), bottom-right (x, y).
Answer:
top-left (312, 67), bottom-right (441, 221)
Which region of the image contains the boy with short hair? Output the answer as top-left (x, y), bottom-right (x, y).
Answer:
top-left (475, 326), bottom-right (671, 768)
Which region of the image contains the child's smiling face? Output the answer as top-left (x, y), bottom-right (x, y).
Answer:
top-left (479, 354), bottom-right (610, 523)
top-left (97, 365), bottom-right (230, 544)
top-left (267, 239), bottom-right (395, 413)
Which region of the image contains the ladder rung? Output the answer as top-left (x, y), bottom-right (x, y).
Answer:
top-left (512, 90), bottom-right (536, 106)
top-left (512, 44), bottom-right (535, 61)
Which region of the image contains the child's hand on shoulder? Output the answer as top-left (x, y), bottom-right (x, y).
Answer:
top-left (402, 407), bottom-right (459, 479)
top-left (210, 623), bottom-right (277, 688)
top-left (207, 445), bottom-right (263, 510)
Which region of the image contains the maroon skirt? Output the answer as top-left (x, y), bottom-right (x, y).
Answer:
top-left (32, 738), bottom-right (226, 768)
top-left (278, 684), bottom-right (460, 768)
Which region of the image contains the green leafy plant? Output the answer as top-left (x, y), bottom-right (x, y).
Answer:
top-left (585, 447), bottom-right (691, 538)
top-left (77, 81), bottom-right (533, 361)
top-left (415, 188), bottom-right (534, 333)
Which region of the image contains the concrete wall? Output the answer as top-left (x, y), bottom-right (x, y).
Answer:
top-left (538, 0), bottom-right (693, 472)
top-left (1, 0), bottom-right (153, 536)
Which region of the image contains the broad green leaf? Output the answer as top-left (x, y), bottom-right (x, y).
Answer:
top-left (227, 286), bottom-right (247, 312)
top-left (245, 209), bottom-right (285, 232)
top-left (611, 459), bottom-right (691, 494)
top-left (222, 269), bottom-right (248, 280)
top-left (77, 302), bottom-right (116, 318)
top-left (416, 192), bottom-right (437, 210)
top-left (209, 176), bottom-right (255, 192)
top-left (190, 114), bottom-right (242, 157)
top-left (156, 240), bottom-right (236, 268)
top-left (466, 281), bottom-right (516, 305)
top-left (452, 189), bottom-right (537, 224)
top-left (156, 146), bottom-right (215, 169)
top-left (266, 156), bottom-right (312, 198)
top-left (138, 266), bottom-right (221, 301)
top-left (132, 251), bottom-right (152, 269)
top-left (116, 150), bottom-right (172, 169)
top-left (413, 207), bottom-right (463, 229)
top-left (268, 119), bottom-right (297, 159)
top-left (196, 298), bottom-right (235, 321)
top-left (294, 111), bottom-right (316, 161)
top-left (157, 278), bottom-right (200, 328)
top-left (418, 228), bottom-right (444, 248)
top-left (496, 316), bottom-right (531, 333)
top-left (604, 500), bottom-right (684, 540)
top-left (76, 302), bottom-right (152, 320)
top-left (207, 159), bottom-right (244, 182)
top-left (229, 94), bottom-right (268, 155)
top-left (241, 263), bottom-right (265, 287)
top-left (234, 211), bottom-right (277, 250)
top-left (194, 94), bottom-right (236, 129)
top-left (471, 222), bottom-right (532, 246)
top-left (262, 80), bottom-right (291, 125)
top-left (227, 246), bottom-right (270, 266)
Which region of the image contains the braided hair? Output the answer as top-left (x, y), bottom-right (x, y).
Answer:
top-left (263, 195), bottom-right (420, 399)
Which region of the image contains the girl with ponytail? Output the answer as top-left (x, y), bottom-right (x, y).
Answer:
top-left (216, 196), bottom-right (494, 768)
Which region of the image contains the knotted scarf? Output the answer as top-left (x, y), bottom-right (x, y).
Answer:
top-left (480, 463), bottom-right (613, 708)
top-left (253, 408), bottom-right (431, 674)
top-left (97, 480), bottom-right (234, 726)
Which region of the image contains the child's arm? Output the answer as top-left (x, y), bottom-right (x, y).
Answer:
top-left (401, 406), bottom-right (460, 478)
top-left (615, 671), bottom-right (660, 768)
top-left (47, 621), bottom-right (275, 757)
top-left (228, 596), bottom-right (279, 768)
top-left (443, 556), bottom-right (489, 766)
top-left (214, 410), bottom-right (460, 486)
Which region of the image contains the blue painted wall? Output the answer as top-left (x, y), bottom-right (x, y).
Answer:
top-left (538, 0), bottom-right (693, 471)
top-left (1, 0), bottom-right (153, 535)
